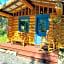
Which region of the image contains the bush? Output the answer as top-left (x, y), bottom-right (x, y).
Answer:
top-left (0, 34), bottom-right (8, 43)
top-left (0, 29), bottom-right (7, 36)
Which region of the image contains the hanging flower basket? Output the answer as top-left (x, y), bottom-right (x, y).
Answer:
top-left (49, 17), bottom-right (61, 24)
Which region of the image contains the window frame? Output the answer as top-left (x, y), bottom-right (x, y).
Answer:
top-left (18, 17), bottom-right (29, 33)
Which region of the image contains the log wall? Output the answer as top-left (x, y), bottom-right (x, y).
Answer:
top-left (29, 16), bottom-right (35, 44)
top-left (8, 16), bottom-right (36, 44)
top-left (7, 2), bottom-right (61, 44)
top-left (12, 17), bottom-right (18, 34)
top-left (8, 15), bottom-right (61, 45)
top-left (8, 17), bottom-right (13, 41)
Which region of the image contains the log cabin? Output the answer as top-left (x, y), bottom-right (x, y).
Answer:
top-left (0, 0), bottom-right (64, 51)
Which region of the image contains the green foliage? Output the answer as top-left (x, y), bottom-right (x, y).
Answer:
top-left (0, 34), bottom-right (8, 44)
top-left (0, 28), bottom-right (8, 43)
top-left (0, 17), bottom-right (8, 44)
top-left (0, 29), bottom-right (7, 36)
top-left (0, 17), bottom-right (8, 28)
top-left (50, 17), bottom-right (61, 23)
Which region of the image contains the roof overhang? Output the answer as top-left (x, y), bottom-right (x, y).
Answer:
top-left (22, 0), bottom-right (33, 10)
top-left (0, 11), bottom-right (13, 17)
top-left (0, 0), bottom-right (63, 15)
top-left (0, 0), bottom-right (33, 14)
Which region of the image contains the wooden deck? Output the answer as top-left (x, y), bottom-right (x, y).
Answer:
top-left (0, 43), bottom-right (58, 64)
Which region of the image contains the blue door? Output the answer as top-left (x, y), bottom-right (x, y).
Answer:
top-left (35, 14), bottom-right (50, 44)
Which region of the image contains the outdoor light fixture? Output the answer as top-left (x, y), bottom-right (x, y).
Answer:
top-left (40, 10), bottom-right (43, 14)
top-left (55, 3), bottom-right (62, 9)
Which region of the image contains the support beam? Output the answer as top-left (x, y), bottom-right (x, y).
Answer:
top-left (0, 12), bottom-right (12, 17)
top-left (22, 0), bottom-right (33, 10)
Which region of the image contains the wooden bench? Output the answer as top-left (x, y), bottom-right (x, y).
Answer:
top-left (11, 32), bottom-right (29, 47)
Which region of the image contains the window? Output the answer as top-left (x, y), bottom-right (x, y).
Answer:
top-left (36, 6), bottom-right (39, 14)
top-left (19, 17), bottom-right (29, 33)
top-left (17, 12), bottom-right (18, 16)
top-left (19, 11), bottom-right (21, 16)
top-left (23, 9), bottom-right (25, 15)
top-left (49, 8), bottom-right (52, 13)
top-left (40, 6), bottom-right (43, 14)
top-left (15, 13), bottom-right (17, 16)
top-left (53, 8), bottom-right (56, 13)
top-left (20, 19), bottom-right (28, 32)
top-left (44, 7), bottom-right (47, 14)
top-left (29, 9), bottom-right (31, 15)
top-left (39, 20), bottom-right (46, 32)
top-left (26, 8), bottom-right (28, 15)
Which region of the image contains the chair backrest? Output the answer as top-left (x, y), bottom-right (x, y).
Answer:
top-left (42, 37), bottom-right (46, 42)
top-left (12, 31), bottom-right (29, 41)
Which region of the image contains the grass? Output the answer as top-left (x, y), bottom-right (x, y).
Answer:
top-left (0, 28), bottom-right (8, 44)
top-left (0, 34), bottom-right (8, 44)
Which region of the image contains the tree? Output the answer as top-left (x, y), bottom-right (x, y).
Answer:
top-left (0, 17), bottom-right (3, 28)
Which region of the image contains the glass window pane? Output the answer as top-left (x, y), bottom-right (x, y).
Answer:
top-left (39, 20), bottom-right (46, 32)
top-left (44, 7), bottom-right (47, 14)
top-left (23, 9), bottom-right (25, 15)
top-left (40, 6), bottom-right (43, 14)
top-left (36, 6), bottom-right (39, 14)
top-left (20, 19), bottom-right (28, 33)
top-left (53, 8), bottom-right (56, 13)
top-left (26, 8), bottom-right (28, 15)
top-left (49, 8), bottom-right (52, 13)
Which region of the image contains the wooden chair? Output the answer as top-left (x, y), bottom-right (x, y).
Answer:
top-left (11, 31), bottom-right (29, 47)
top-left (40, 37), bottom-right (55, 52)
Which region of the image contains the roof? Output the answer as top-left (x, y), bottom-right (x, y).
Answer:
top-left (0, 0), bottom-right (17, 9)
top-left (0, 0), bottom-right (64, 16)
